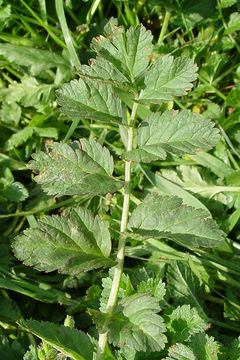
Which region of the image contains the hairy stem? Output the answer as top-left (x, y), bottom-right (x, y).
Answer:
top-left (96, 101), bottom-right (138, 359)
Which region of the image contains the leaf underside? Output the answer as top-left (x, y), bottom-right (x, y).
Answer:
top-left (124, 110), bottom-right (220, 162)
top-left (28, 139), bottom-right (123, 197)
top-left (129, 194), bottom-right (224, 248)
top-left (12, 206), bottom-right (115, 275)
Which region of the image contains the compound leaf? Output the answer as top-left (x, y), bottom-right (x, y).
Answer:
top-left (91, 23), bottom-right (153, 83)
top-left (124, 110), bottom-right (220, 162)
top-left (129, 194), bottom-right (224, 248)
top-left (139, 56), bottom-right (198, 104)
top-left (164, 305), bottom-right (207, 345)
top-left (18, 320), bottom-right (93, 360)
top-left (12, 206), bottom-right (115, 275)
top-left (28, 140), bottom-right (122, 197)
top-left (90, 293), bottom-right (167, 352)
top-left (56, 78), bottom-right (122, 123)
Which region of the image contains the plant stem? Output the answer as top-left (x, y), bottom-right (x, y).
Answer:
top-left (158, 9), bottom-right (171, 44)
top-left (55, 0), bottom-right (80, 69)
top-left (96, 101), bottom-right (138, 359)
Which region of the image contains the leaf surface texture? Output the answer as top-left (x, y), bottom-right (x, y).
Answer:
top-left (13, 206), bottom-right (114, 275)
top-left (28, 139), bottom-right (122, 196)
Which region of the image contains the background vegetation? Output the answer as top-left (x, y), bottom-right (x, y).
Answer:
top-left (1, 0), bottom-right (240, 358)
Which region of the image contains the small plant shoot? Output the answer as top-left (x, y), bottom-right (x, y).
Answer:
top-left (13, 22), bottom-right (224, 359)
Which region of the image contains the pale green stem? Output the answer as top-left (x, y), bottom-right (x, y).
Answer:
top-left (158, 9), bottom-right (171, 44)
top-left (96, 101), bottom-right (138, 359)
top-left (55, 0), bottom-right (80, 69)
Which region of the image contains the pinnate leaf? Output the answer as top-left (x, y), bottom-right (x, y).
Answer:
top-left (124, 110), bottom-right (220, 162)
top-left (129, 194), bottom-right (224, 248)
top-left (28, 140), bottom-right (122, 197)
top-left (56, 77), bottom-right (122, 123)
top-left (138, 55), bottom-right (198, 104)
top-left (18, 320), bottom-right (93, 360)
top-left (90, 293), bottom-right (167, 352)
top-left (91, 23), bottom-right (153, 82)
top-left (13, 206), bottom-right (115, 275)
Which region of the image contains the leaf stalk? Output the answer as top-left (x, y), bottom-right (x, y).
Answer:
top-left (96, 101), bottom-right (138, 359)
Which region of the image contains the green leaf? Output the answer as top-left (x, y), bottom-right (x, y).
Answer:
top-left (174, 0), bottom-right (216, 29)
top-left (18, 320), bottom-right (93, 360)
top-left (0, 336), bottom-right (24, 360)
top-left (167, 261), bottom-right (206, 318)
top-left (0, 102), bottom-right (21, 125)
top-left (0, 297), bottom-right (22, 324)
top-left (1, 181), bottom-right (29, 202)
top-left (115, 346), bottom-right (137, 360)
top-left (0, 3), bottom-right (11, 23)
top-left (167, 343), bottom-right (196, 360)
top-left (5, 76), bottom-right (55, 107)
top-left (129, 194), bottom-right (224, 248)
top-left (56, 77), bottom-right (122, 123)
top-left (23, 345), bottom-right (38, 360)
top-left (124, 110), bottom-right (220, 161)
top-left (137, 278), bottom-right (166, 303)
top-left (187, 333), bottom-right (219, 360)
top-left (5, 126), bottom-right (34, 150)
top-left (225, 12), bottom-right (240, 34)
top-left (225, 337), bottom-right (240, 359)
top-left (138, 56), bottom-right (198, 104)
top-left (0, 44), bottom-right (71, 76)
top-left (90, 293), bottom-right (167, 352)
top-left (12, 206), bottom-right (115, 275)
top-left (28, 140), bottom-right (123, 197)
top-left (226, 84), bottom-right (240, 107)
top-left (91, 23), bottom-right (153, 82)
top-left (164, 305), bottom-right (207, 344)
